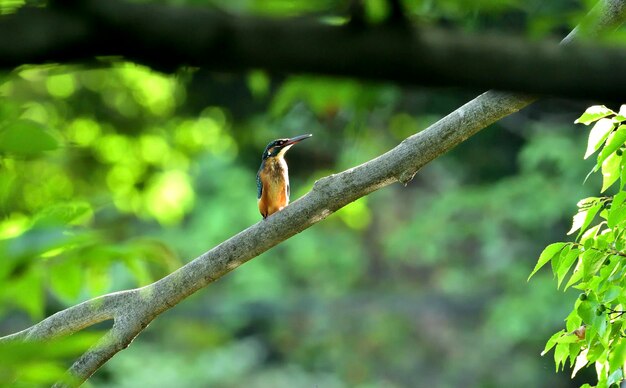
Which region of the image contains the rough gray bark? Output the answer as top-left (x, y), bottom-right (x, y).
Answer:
top-left (1, 1), bottom-right (626, 387)
top-left (1, 0), bottom-right (626, 100)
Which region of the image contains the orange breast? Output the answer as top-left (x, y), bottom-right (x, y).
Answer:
top-left (258, 160), bottom-right (289, 218)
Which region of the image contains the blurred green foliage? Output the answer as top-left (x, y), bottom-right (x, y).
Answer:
top-left (0, 333), bottom-right (102, 386)
top-left (0, 0), bottom-right (621, 386)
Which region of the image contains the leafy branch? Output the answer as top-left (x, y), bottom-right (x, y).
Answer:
top-left (531, 104), bottom-right (626, 387)
top-left (571, 242), bottom-right (626, 258)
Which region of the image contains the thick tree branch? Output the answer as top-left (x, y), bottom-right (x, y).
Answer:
top-left (0, 290), bottom-right (131, 343)
top-left (1, 1), bottom-right (625, 387)
top-left (0, 0), bottom-right (626, 100)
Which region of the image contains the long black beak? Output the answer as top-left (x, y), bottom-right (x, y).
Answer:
top-left (284, 134), bottom-right (312, 146)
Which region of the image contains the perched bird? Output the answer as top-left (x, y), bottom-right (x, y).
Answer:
top-left (257, 134), bottom-right (312, 219)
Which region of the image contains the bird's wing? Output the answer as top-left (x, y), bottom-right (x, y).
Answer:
top-left (256, 171), bottom-right (263, 199)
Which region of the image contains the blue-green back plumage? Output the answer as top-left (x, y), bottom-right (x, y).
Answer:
top-left (256, 165), bottom-right (263, 199)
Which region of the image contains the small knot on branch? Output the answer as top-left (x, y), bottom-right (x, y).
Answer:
top-left (398, 170), bottom-right (417, 186)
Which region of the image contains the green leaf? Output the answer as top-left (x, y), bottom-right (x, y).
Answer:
top-left (581, 203), bottom-right (603, 237)
top-left (578, 300), bottom-right (598, 325)
top-left (542, 330), bottom-right (565, 356)
top-left (556, 334), bottom-right (580, 344)
top-left (575, 105), bottom-right (616, 125)
top-left (602, 285), bottom-right (621, 303)
top-left (582, 250), bottom-right (606, 279)
top-left (608, 205), bottom-right (626, 229)
top-left (565, 260), bottom-right (584, 290)
top-left (554, 342), bottom-right (570, 371)
top-left (609, 338), bottom-right (626, 374)
top-left (597, 316), bottom-right (609, 346)
top-left (580, 223), bottom-right (603, 245)
top-left (569, 202), bottom-right (602, 239)
top-left (578, 197), bottom-right (602, 209)
top-left (597, 125), bottom-right (626, 169)
top-left (621, 160), bottom-right (626, 190)
top-left (602, 152), bottom-right (622, 192)
top-left (569, 342), bottom-right (583, 368)
top-left (566, 309), bottom-right (583, 332)
top-left (569, 210), bottom-right (589, 235)
top-left (529, 242), bottom-right (567, 280)
top-left (587, 341), bottom-right (605, 363)
top-left (614, 192), bottom-right (626, 208)
top-left (586, 119), bottom-right (616, 159)
top-left (552, 243), bottom-right (567, 275)
top-left (557, 247), bottom-right (580, 288)
top-left (0, 119), bottom-right (59, 156)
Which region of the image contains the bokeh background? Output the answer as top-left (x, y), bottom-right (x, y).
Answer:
top-left (0, 0), bottom-right (617, 386)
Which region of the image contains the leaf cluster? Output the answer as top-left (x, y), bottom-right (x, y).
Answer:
top-left (532, 105), bottom-right (626, 388)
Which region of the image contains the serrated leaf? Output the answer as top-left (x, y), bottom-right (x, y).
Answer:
top-left (569, 342), bottom-right (583, 368)
top-left (557, 247), bottom-right (580, 288)
top-left (575, 105), bottom-right (615, 125)
top-left (601, 152), bottom-right (622, 192)
top-left (0, 119), bottom-right (59, 156)
top-left (569, 210), bottom-right (589, 235)
top-left (542, 330), bottom-right (565, 356)
top-left (555, 342), bottom-right (570, 371)
top-left (586, 119), bottom-right (616, 159)
top-left (529, 242), bottom-right (568, 280)
top-left (597, 125), bottom-right (626, 169)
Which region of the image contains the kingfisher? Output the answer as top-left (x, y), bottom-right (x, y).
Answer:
top-left (257, 134), bottom-right (312, 219)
